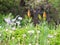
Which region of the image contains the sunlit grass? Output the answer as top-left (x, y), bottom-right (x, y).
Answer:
top-left (0, 14), bottom-right (60, 45)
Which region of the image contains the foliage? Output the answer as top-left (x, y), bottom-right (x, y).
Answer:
top-left (25, 0), bottom-right (42, 8)
top-left (0, 0), bottom-right (60, 45)
top-left (49, 0), bottom-right (60, 18)
top-left (0, 0), bottom-right (19, 14)
top-left (0, 0), bottom-right (60, 21)
top-left (0, 14), bottom-right (60, 45)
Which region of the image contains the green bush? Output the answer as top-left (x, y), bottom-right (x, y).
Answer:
top-left (0, 0), bottom-right (19, 14)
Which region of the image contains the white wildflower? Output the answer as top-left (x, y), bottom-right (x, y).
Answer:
top-left (18, 17), bottom-right (22, 20)
top-left (4, 18), bottom-right (11, 25)
top-left (12, 19), bottom-right (16, 22)
top-left (12, 37), bottom-right (15, 40)
top-left (16, 21), bottom-right (20, 24)
top-left (48, 34), bottom-right (53, 38)
top-left (29, 43), bottom-right (32, 45)
top-left (28, 30), bottom-right (34, 34)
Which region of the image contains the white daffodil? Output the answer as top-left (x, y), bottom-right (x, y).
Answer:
top-left (18, 17), bottom-right (22, 20)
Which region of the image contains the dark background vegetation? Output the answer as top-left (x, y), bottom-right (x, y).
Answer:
top-left (0, 0), bottom-right (60, 23)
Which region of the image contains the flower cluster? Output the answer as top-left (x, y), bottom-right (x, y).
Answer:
top-left (4, 15), bottom-right (22, 29)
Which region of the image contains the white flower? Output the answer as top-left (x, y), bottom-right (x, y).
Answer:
top-left (37, 30), bottom-right (40, 34)
top-left (12, 37), bottom-right (15, 40)
top-left (29, 43), bottom-right (32, 45)
top-left (4, 18), bottom-right (11, 25)
top-left (23, 34), bottom-right (26, 38)
top-left (12, 27), bottom-right (16, 30)
top-left (18, 17), bottom-right (22, 20)
top-left (16, 21), bottom-right (20, 24)
top-left (0, 34), bottom-right (1, 36)
top-left (12, 19), bottom-right (16, 22)
top-left (48, 34), bottom-right (53, 38)
top-left (6, 29), bottom-right (8, 31)
top-left (28, 30), bottom-right (34, 34)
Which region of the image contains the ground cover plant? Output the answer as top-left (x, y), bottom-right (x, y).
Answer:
top-left (0, 14), bottom-right (60, 45)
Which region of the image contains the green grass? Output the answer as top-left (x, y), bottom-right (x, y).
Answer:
top-left (0, 14), bottom-right (60, 45)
